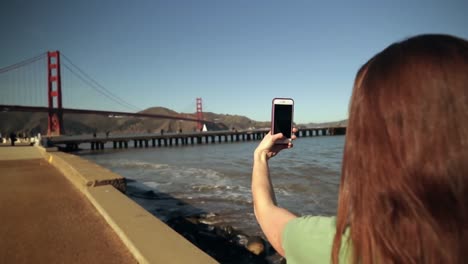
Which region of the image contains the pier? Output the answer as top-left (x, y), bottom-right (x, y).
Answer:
top-left (49, 127), bottom-right (347, 151)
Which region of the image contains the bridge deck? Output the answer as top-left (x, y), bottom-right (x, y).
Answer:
top-left (48, 127), bottom-right (346, 151)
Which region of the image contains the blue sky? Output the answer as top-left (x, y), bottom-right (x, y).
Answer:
top-left (1, 0), bottom-right (467, 123)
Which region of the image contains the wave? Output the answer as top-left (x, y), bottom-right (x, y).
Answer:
top-left (142, 181), bottom-right (172, 189)
top-left (98, 159), bottom-right (227, 182)
top-left (98, 159), bottom-right (170, 170)
top-left (166, 167), bottom-right (225, 181)
top-left (191, 184), bottom-right (242, 192)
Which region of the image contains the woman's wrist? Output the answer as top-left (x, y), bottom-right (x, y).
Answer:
top-left (254, 149), bottom-right (269, 162)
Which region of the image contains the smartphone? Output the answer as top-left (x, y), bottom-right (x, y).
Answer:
top-left (271, 98), bottom-right (294, 144)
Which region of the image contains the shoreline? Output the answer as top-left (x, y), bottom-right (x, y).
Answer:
top-left (125, 178), bottom-right (285, 263)
top-left (33, 145), bottom-right (217, 263)
top-left (35, 145), bottom-right (283, 263)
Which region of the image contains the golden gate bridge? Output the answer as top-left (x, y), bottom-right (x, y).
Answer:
top-left (0, 51), bottom-right (210, 136)
top-left (1, 51), bottom-right (345, 150)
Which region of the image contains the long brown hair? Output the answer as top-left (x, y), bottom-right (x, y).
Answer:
top-left (332, 34), bottom-right (468, 263)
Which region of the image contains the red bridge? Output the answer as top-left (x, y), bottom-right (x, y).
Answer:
top-left (0, 51), bottom-right (210, 136)
top-left (1, 51), bottom-right (345, 150)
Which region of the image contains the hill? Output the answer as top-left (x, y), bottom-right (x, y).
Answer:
top-left (300, 119), bottom-right (348, 128)
top-left (0, 107), bottom-right (346, 136)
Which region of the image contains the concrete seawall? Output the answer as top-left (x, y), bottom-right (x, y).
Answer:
top-left (34, 146), bottom-right (217, 263)
top-left (0, 146), bottom-right (136, 263)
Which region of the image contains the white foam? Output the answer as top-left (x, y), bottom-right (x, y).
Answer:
top-left (99, 159), bottom-right (169, 170)
top-left (142, 181), bottom-right (161, 189)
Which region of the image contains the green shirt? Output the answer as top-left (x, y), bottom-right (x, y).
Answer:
top-left (282, 216), bottom-right (350, 264)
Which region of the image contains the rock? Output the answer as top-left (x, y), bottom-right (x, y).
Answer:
top-left (199, 212), bottom-right (218, 218)
top-left (221, 225), bottom-right (234, 236)
top-left (167, 210), bottom-right (185, 220)
top-left (129, 190), bottom-right (160, 200)
top-left (235, 233), bottom-right (249, 247)
top-left (165, 216), bottom-right (269, 263)
top-left (185, 216), bottom-right (199, 225)
top-left (246, 236), bottom-right (265, 256)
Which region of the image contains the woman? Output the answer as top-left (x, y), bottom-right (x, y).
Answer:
top-left (252, 34), bottom-right (468, 263)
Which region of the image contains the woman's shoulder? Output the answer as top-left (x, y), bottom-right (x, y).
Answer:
top-left (282, 216), bottom-right (348, 264)
top-left (282, 216), bottom-right (336, 263)
top-left (288, 215), bottom-right (337, 228)
top-left (283, 215), bottom-right (337, 243)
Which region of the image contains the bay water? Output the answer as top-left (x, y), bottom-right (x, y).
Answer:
top-left (78, 136), bottom-right (345, 237)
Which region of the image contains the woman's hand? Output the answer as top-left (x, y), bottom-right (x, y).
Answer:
top-left (254, 128), bottom-right (298, 160)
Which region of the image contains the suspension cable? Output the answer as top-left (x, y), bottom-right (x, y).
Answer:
top-left (61, 53), bottom-right (141, 112)
top-left (61, 63), bottom-right (142, 112)
top-left (0, 53), bottom-right (46, 75)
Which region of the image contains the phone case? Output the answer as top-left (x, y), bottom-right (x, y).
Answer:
top-left (271, 98), bottom-right (294, 144)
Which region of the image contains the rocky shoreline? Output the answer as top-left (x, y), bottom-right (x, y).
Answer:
top-left (167, 214), bottom-right (284, 264)
top-left (125, 180), bottom-right (285, 264)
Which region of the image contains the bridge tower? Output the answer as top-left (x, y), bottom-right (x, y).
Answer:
top-left (196, 97), bottom-right (203, 131)
top-left (47, 51), bottom-right (64, 136)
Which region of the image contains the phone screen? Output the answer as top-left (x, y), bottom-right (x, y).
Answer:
top-left (273, 104), bottom-right (293, 138)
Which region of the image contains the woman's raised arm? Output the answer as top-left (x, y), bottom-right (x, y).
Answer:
top-left (251, 130), bottom-right (297, 256)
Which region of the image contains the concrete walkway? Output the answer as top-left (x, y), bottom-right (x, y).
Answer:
top-left (0, 146), bottom-right (136, 264)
